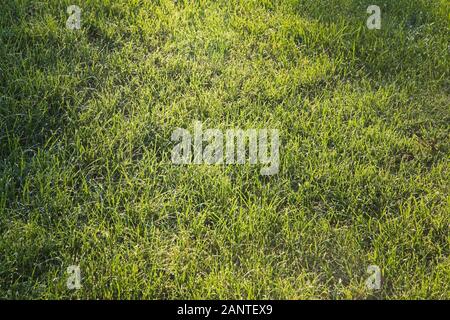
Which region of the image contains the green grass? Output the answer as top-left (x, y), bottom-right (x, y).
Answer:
top-left (0, 0), bottom-right (449, 299)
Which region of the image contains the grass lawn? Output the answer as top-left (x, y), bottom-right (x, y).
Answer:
top-left (0, 0), bottom-right (449, 299)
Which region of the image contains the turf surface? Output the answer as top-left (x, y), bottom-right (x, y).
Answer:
top-left (0, 0), bottom-right (449, 299)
